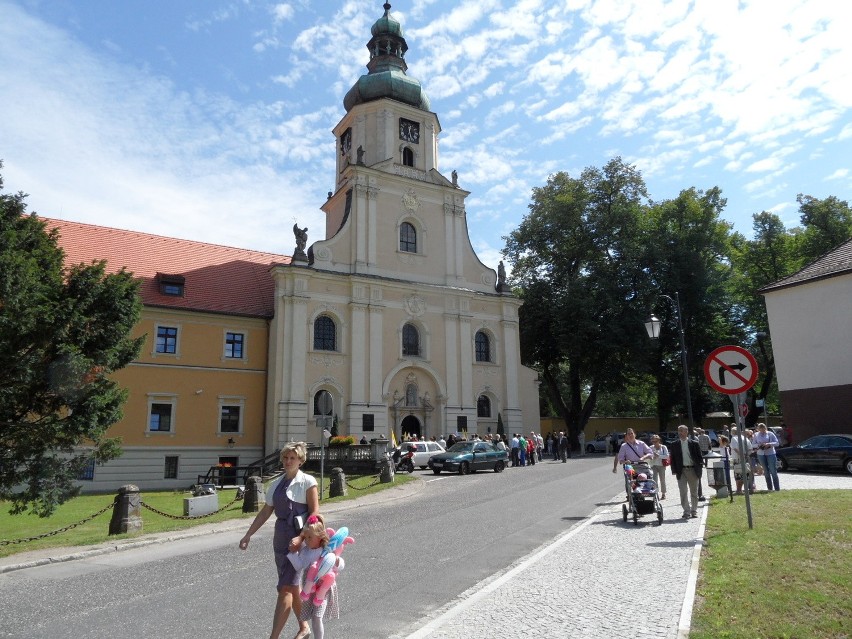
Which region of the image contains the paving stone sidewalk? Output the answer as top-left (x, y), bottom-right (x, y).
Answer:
top-left (402, 472), bottom-right (852, 639)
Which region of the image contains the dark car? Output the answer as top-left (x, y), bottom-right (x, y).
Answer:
top-left (776, 434), bottom-right (852, 475)
top-left (427, 441), bottom-right (507, 475)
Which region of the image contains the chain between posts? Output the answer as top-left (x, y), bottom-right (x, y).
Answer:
top-left (139, 493), bottom-right (241, 520)
top-left (344, 474), bottom-right (382, 491)
top-left (0, 498), bottom-right (117, 546)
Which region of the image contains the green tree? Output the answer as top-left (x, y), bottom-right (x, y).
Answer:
top-left (504, 158), bottom-right (653, 444)
top-left (0, 166), bottom-right (143, 516)
top-left (728, 212), bottom-right (796, 423)
top-left (796, 194), bottom-right (852, 264)
top-left (643, 187), bottom-right (740, 429)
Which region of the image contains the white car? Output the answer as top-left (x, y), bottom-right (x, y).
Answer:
top-left (399, 441), bottom-right (446, 468)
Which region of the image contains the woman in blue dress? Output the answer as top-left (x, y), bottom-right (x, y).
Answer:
top-left (240, 442), bottom-right (319, 639)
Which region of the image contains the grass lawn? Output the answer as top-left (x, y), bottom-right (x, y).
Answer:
top-left (0, 472), bottom-right (415, 559)
top-left (690, 490), bottom-right (852, 639)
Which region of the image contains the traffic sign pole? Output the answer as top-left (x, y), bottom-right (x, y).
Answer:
top-left (705, 346), bottom-right (759, 530)
top-left (732, 391), bottom-right (754, 529)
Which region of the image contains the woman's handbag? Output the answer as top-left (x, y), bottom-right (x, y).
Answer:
top-left (662, 458), bottom-right (671, 467)
top-left (293, 514), bottom-right (306, 533)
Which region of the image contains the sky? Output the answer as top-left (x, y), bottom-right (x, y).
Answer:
top-left (1, 0), bottom-right (850, 272)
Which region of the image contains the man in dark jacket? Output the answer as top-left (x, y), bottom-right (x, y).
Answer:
top-left (669, 425), bottom-right (703, 519)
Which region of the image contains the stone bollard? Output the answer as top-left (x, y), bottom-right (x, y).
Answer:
top-left (243, 475), bottom-right (265, 513)
top-left (109, 484), bottom-right (143, 535)
top-left (379, 456), bottom-right (395, 483)
top-left (329, 467), bottom-right (347, 498)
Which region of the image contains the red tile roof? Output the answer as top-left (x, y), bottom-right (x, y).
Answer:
top-left (45, 217), bottom-right (291, 318)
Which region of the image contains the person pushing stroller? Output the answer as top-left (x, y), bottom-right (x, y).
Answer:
top-left (612, 429), bottom-right (654, 472)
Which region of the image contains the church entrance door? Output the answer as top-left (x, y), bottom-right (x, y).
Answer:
top-left (400, 415), bottom-right (421, 439)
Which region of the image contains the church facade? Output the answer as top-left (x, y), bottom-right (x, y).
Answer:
top-left (266, 4), bottom-right (539, 450)
top-left (49, 4), bottom-right (539, 492)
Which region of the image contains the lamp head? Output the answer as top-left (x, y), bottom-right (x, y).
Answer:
top-left (645, 314), bottom-right (661, 339)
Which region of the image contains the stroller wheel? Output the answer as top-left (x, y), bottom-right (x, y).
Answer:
top-left (622, 504), bottom-right (628, 522)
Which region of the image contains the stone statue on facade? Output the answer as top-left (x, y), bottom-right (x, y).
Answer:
top-left (451, 170), bottom-right (458, 187)
top-left (292, 224), bottom-right (308, 262)
top-left (497, 260), bottom-right (508, 292)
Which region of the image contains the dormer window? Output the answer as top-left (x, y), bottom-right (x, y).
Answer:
top-left (157, 273), bottom-right (185, 297)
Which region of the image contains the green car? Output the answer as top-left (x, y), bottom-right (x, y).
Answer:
top-left (427, 441), bottom-right (507, 475)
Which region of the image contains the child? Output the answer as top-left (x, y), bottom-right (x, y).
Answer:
top-left (289, 515), bottom-right (343, 639)
top-left (287, 515), bottom-right (330, 639)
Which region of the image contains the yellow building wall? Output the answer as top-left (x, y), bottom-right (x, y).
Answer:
top-left (110, 308), bottom-right (269, 448)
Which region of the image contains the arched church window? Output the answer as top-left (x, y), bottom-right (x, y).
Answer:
top-left (399, 222), bottom-right (417, 253)
top-left (402, 147), bottom-right (414, 167)
top-left (477, 395), bottom-right (491, 418)
top-left (475, 331), bottom-right (491, 362)
top-left (314, 315), bottom-right (336, 351)
top-left (405, 384), bottom-right (418, 407)
top-left (314, 390), bottom-right (333, 417)
top-left (402, 323), bottom-right (420, 356)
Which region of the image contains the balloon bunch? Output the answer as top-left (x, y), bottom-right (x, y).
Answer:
top-left (300, 526), bottom-right (354, 606)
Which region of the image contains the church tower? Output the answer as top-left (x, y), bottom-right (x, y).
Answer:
top-left (266, 3), bottom-right (539, 449)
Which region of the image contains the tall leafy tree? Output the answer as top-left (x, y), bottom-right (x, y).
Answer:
top-left (796, 194), bottom-right (852, 264)
top-left (0, 166), bottom-right (143, 516)
top-left (504, 158), bottom-right (653, 443)
top-left (728, 211), bottom-right (797, 423)
top-left (643, 187), bottom-right (740, 428)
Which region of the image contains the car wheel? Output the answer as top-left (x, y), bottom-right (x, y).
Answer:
top-left (420, 466), bottom-right (427, 470)
top-left (459, 462), bottom-right (470, 475)
top-left (586, 445), bottom-right (595, 454)
top-left (494, 460), bottom-right (505, 473)
top-left (776, 456), bottom-right (788, 472)
top-left (432, 469), bottom-right (441, 475)
top-left (845, 458), bottom-right (852, 476)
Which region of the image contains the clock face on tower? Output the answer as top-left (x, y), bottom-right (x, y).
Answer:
top-left (340, 127), bottom-right (352, 156)
top-left (399, 118), bottom-right (420, 144)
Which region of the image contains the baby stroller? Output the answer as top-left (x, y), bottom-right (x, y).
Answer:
top-left (621, 461), bottom-right (663, 525)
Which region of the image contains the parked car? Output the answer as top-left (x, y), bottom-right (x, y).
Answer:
top-left (427, 441), bottom-right (507, 474)
top-left (776, 434), bottom-right (852, 475)
top-left (399, 440), bottom-right (445, 469)
top-left (585, 435), bottom-right (608, 453)
top-left (660, 431), bottom-right (679, 446)
top-left (769, 426), bottom-right (789, 447)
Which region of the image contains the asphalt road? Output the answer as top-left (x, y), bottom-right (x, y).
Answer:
top-left (0, 455), bottom-right (618, 639)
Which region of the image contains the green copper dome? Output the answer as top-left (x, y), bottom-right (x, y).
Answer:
top-left (343, 2), bottom-right (430, 113)
top-left (371, 2), bottom-right (403, 38)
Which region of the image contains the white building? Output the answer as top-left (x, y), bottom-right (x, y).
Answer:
top-left (761, 237), bottom-right (852, 440)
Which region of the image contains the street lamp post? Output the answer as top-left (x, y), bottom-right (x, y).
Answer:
top-left (645, 291), bottom-right (695, 438)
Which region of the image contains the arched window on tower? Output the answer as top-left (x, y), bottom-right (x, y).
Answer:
top-left (402, 147), bottom-right (414, 167)
top-left (475, 331), bottom-right (491, 362)
top-left (402, 323), bottom-right (420, 356)
top-left (314, 315), bottom-right (336, 351)
top-left (477, 395), bottom-right (491, 418)
top-left (399, 222), bottom-right (417, 253)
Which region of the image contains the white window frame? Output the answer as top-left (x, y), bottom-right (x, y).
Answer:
top-left (223, 329), bottom-right (247, 361)
top-left (152, 323), bottom-right (181, 357)
top-left (218, 396), bottom-right (246, 436)
top-left (147, 394), bottom-right (177, 435)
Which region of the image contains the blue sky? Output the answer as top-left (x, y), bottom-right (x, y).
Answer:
top-left (1, 0), bottom-right (849, 271)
